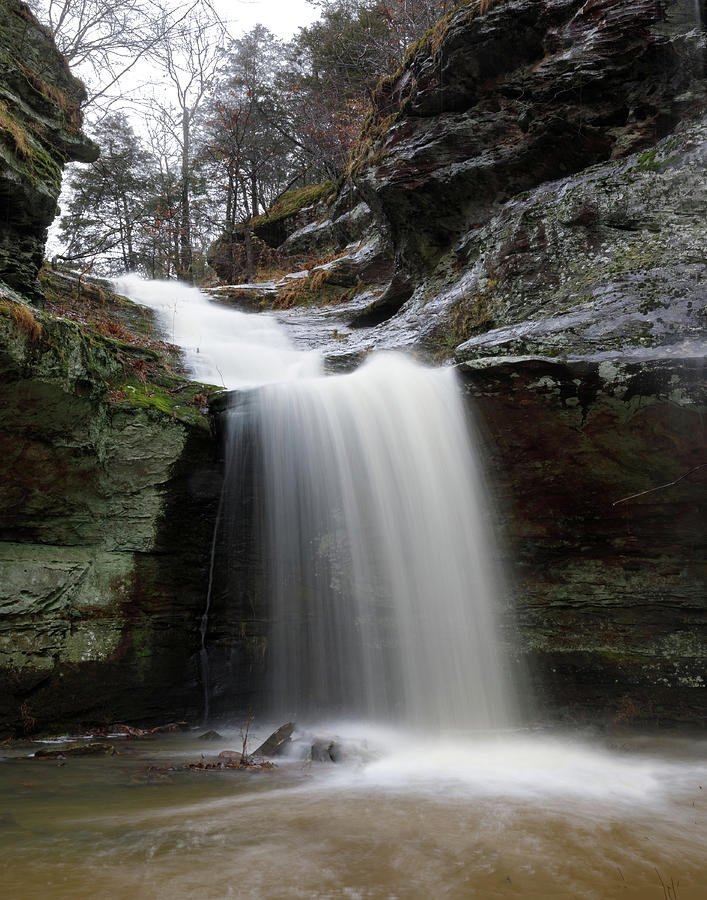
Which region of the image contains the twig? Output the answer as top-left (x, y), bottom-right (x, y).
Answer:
top-left (612, 465), bottom-right (706, 507)
top-left (655, 867), bottom-right (680, 900)
top-left (240, 712), bottom-right (254, 765)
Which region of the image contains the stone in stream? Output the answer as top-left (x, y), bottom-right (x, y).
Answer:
top-left (254, 723), bottom-right (295, 757)
top-left (198, 730), bottom-right (223, 741)
top-left (33, 742), bottom-right (115, 758)
top-left (328, 741), bottom-right (344, 762)
top-left (310, 740), bottom-right (344, 763)
top-left (217, 750), bottom-right (243, 762)
top-left (310, 741), bottom-right (331, 762)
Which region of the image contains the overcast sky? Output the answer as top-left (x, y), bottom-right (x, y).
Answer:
top-left (214, 0), bottom-right (320, 40)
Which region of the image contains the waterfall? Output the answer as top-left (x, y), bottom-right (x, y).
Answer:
top-left (229, 353), bottom-right (515, 730)
top-left (116, 277), bottom-right (516, 731)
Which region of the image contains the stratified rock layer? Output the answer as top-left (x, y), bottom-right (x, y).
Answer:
top-left (0, 1), bottom-right (98, 303)
top-left (354, 0), bottom-right (705, 276)
top-left (320, 0), bottom-right (706, 726)
top-left (464, 356), bottom-right (705, 726)
top-left (0, 283), bottom-right (222, 736)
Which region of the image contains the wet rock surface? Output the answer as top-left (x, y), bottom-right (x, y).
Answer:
top-left (34, 741), bottom-right (115, 758)
top-left (464, 355), bottom-right (706, 725)
top-left (0, 1), bottom-right (98, 302)
top-left (238, 1), bottom-right (707, 726)
top-left (254, 722), bottom-right (295, 757)
top-left (0, 0), bottom-right (704, 734)
top-left (311, 740), bottom-right (344, 763)
top-left (0, 274), bottom-right (222, 737)
top-left (354, 0), bottom-right (706, 277)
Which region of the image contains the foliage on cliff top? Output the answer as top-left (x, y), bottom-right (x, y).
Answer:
top-left (251, 181), bottom-right (336, 230)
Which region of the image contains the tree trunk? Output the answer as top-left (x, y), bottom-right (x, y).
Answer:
top-left (243, 222), bottom-right (255, 283)
top-left (250, 170), bottom-right (258, 219)
top-left (178, 110), bottom-right (193, 282)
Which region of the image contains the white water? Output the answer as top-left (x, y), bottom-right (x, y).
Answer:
top-left (3, 728), bottom-right (706, 900)
top-left (116, 276), bottom-right (515, 729)
top-left (113, 273), bottom-right (321, 388)
top-left (16, 277), bottom-right (702, 898)
top-left (248, 354), bottom-right (515, 728)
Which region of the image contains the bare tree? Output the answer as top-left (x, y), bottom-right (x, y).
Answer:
top-left (27, 0), bottom-right (206, 109)
top-left (149, 5), bottom-right (225, 280)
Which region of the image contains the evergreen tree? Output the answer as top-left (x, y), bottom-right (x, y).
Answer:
top-left (59, 113), bottom-right (152, 273)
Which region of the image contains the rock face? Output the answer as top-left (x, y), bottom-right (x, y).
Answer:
top-left (353, 0), bottom-right (706, 281)
top-left (0, 2), bottom-right (225, 737)
top-left (0, 0), bottom-right (704, 733)
top-left (413, 114), bottom-right (706, 361)
top-left (0, 2), bottom-right (98, 303)
top-left (0, 287), bottom-right (222, 736)
top-left (195, 0), bottom-right (707, 727)
top-left (465, 356), bottom-right (705, 726)
top-left (328, 0), bottom-right (706, 726)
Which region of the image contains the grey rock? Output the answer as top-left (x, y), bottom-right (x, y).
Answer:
top-left (254, 722), bottom-right (295, 757)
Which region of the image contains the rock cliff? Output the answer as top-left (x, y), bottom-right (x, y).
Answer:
top-left (241, 0), bottom-right (705, 726)
top-left (0, 1), bottom-right (98, 303)
top-left (1, 0), bottom-right (704, 733)
top-left (344, 0), bottom-right (706, 726)
top-left (0, 271), bottom-right (222, 737)
top-left (353, 0), bottom-right (705, 281)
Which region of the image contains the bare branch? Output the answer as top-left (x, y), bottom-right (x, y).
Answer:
top-left (612, 465), bottom-right (707, 507)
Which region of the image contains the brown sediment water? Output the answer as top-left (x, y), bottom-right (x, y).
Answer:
top-left (1, 727), bottom-right (705, 899)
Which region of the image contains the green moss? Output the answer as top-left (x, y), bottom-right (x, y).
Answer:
top-left (635, 148), bottom-right (678, 172)
top-left (252, 181), bottom-right (335, 229)
top-left (638, 295), bottom-right (667, 314)
top-left (596, 650), bottom-right (655, 664)
top-left (111, 379), bottom-right (217, 431)
top-left (27, 140), bottom-right (62, 190)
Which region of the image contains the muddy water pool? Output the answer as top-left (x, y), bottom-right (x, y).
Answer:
top-left (1, 726), bottom-right (705, 899)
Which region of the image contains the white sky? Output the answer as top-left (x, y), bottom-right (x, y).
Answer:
top-left (213, 0), bottom-right (320, 39)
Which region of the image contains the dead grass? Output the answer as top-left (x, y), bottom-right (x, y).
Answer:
top-left (0, 299), bottom-right (43, 341)
top-left (16, 61), bottom-right (81, 130)
top-left (308, 268), bottom-right (333, 291)
top-left (0, 101), bottom-right (30, 158)
top-left (272, 268), bottom-right (355, 309)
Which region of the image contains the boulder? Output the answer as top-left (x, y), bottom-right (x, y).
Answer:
top-left (254, 722), bottom-right (295, 757)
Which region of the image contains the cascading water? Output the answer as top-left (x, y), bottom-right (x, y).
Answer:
top-left (242, 354), bottom-right (515, 729)
top-left (116, 276), bottom-right (515, 730)
top-left (112, 274), bottom-right (322, 387)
